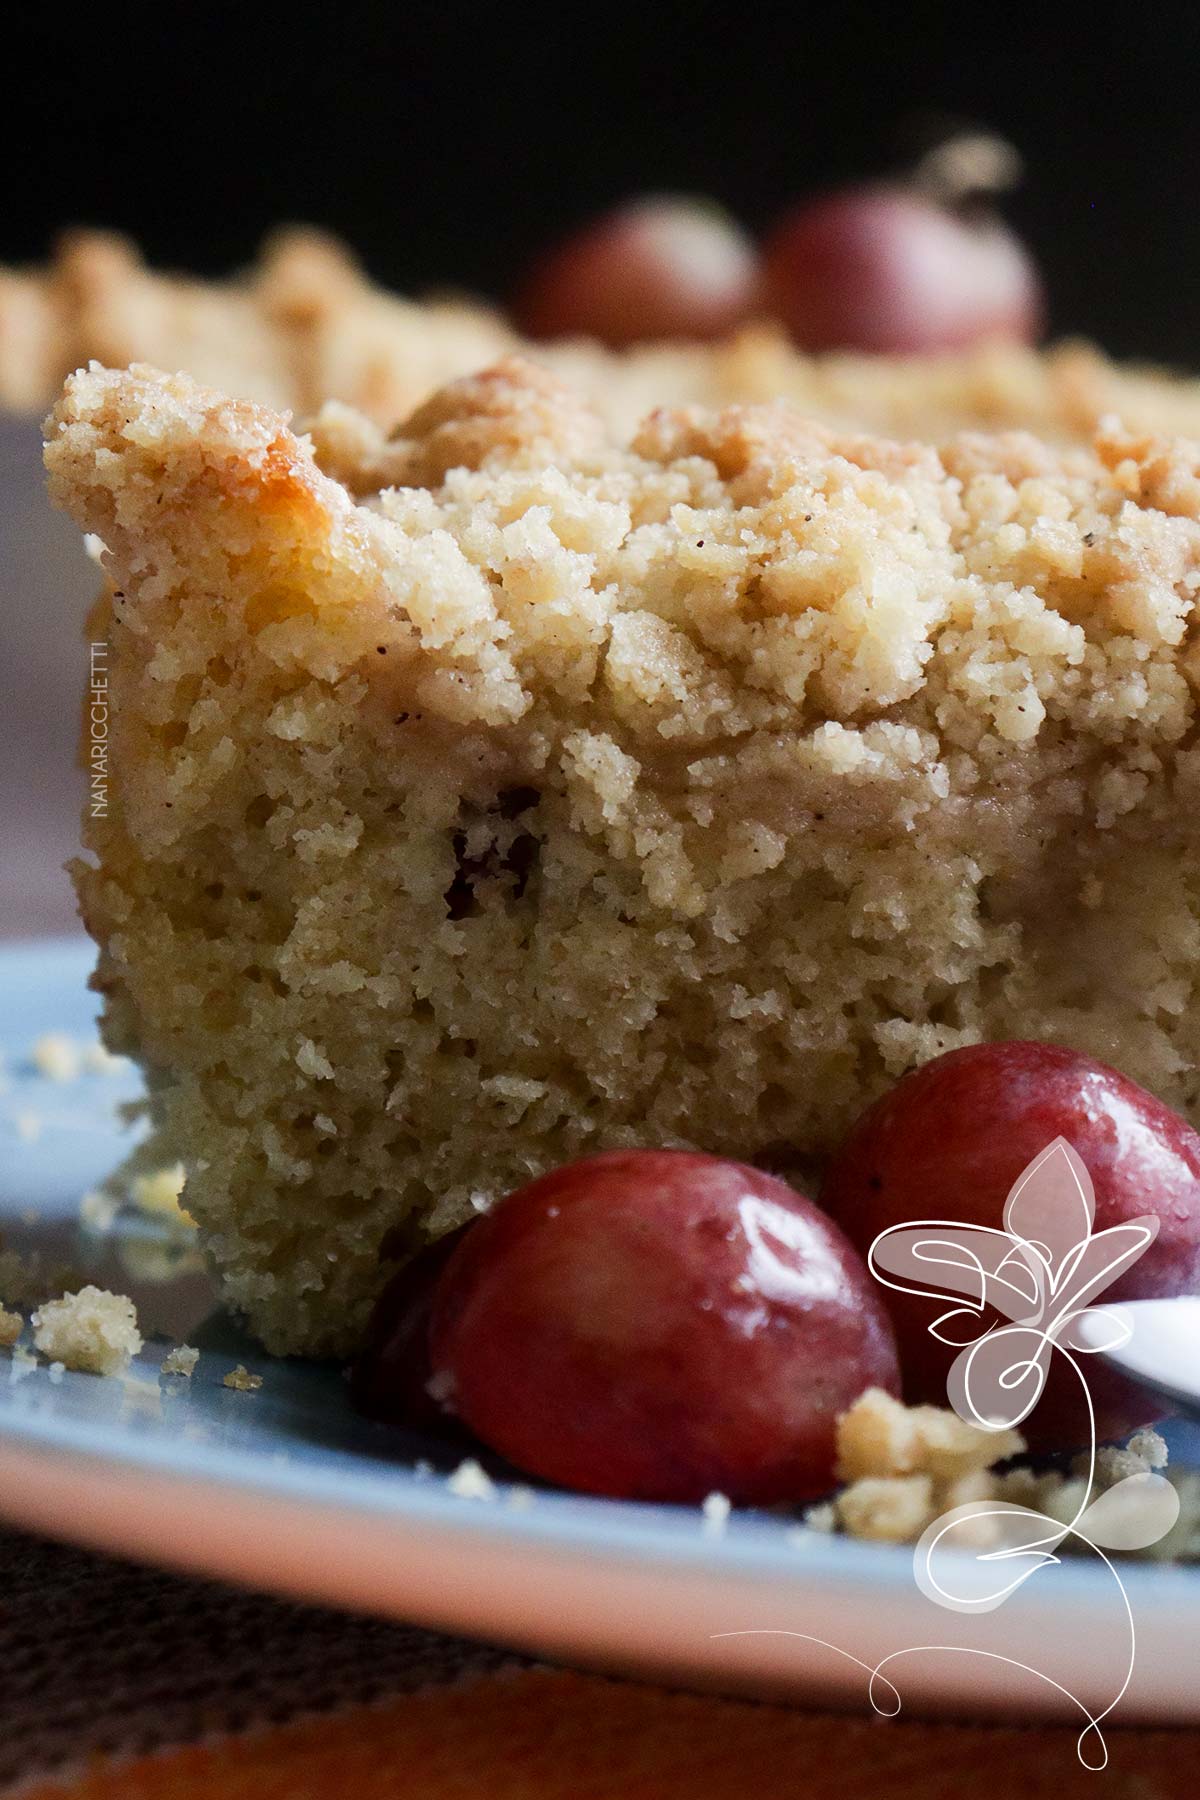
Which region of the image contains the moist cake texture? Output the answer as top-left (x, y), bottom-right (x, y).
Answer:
top-left (46, 356), bottom-right (1200, 1356)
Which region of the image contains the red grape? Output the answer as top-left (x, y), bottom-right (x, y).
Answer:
top-left (761, 185), bottom-right (1042, 354)
top-left (514, 196), bottom-right (760, 347)
top-left (822, 1042), bottom-right (1200, 1448)
top-left (427, 1150), bottom-right (899, 1503)
top-left (350, 1225), bottom-right (471, 1434)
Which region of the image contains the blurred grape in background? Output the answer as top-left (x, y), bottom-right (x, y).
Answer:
top-left (7, 4), bottom-right (1197, 358)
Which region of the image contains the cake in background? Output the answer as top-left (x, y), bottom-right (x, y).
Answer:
top-left (9, 223), bottom-right (1200, 442)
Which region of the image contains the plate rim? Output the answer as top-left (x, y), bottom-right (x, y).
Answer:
top-left (2, 933), bottom-right (1198, 1731)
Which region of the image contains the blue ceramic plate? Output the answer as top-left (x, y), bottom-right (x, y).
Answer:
top-left (0, 937), bottom-right (1196, 1742)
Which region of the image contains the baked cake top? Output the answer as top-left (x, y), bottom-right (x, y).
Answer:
top-left (13, 226), bottom-right (1200, 448)
top-left (45, 357), bottom-right (1200, 918)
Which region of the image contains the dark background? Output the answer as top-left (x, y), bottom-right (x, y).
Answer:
top-left (4, 4), bottom-right (1200, 363)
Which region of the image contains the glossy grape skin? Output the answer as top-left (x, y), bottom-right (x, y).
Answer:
top-left (350, 1225), bottom-right (471, 1434)
top-left (427, 1150), bottom-right (899, 1504)
top-left (821, 1042), bottom-right (1200, 1448)
top-left (761, 186), bottom-right (1042, 353)
top-left (514, 196), bottom-right (760, 346)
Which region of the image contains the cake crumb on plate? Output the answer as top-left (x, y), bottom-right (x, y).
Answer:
top-left (1081, 1429), bottom-right (1170, 1483)
top-left (836, 1473), bottom-right (936, 1544)
top-left (30, 1286), bottom-right (142, 1377)
top-left (0, 1306), bottom-right (23, 1348)
top-left (447, 1458), bottom-right (496, 1500)
top-left (836, 1385), bottom-right (1026, 1485)
top-left (222, 1364), bottom-right (262, 1392)
top-left (701, 1491), bottom-right (732, 1536)
top-left (161, 1344), bottom-right (200, 1377)
top-left (819, 1388), bottom-right (1198, 1556)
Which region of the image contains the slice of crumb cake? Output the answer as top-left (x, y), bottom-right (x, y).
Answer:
top-left (46, 356), bottom-right (1200, 1356)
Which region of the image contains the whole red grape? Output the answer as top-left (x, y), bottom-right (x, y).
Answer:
top-left (761, 185), bottom-right (1042, 353)
top-left (514, 196), bottom-right (760, 346)
top-left (427, 1150), bottom-right (899, 1503)
top-left (822, 1041), bottom-right (1200, 1448)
